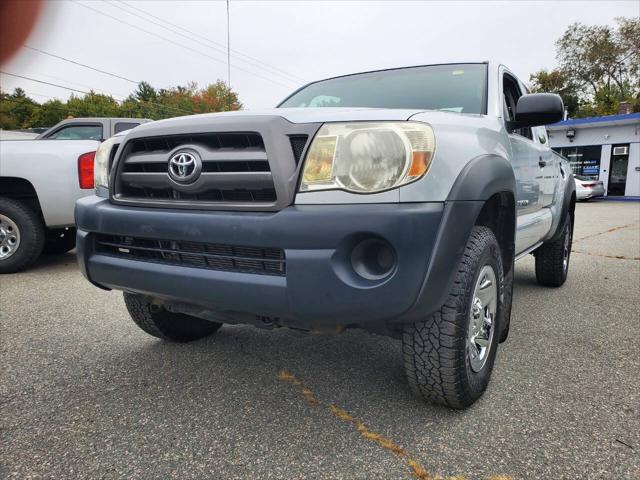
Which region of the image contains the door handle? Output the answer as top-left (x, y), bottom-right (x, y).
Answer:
top-left (538, 157), bottom-right (546, 168)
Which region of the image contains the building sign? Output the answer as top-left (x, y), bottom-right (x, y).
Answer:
top-left (553, 145), bottom-right (602, 179)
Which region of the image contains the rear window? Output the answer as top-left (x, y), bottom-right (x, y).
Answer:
top-left (114, 122), bottom-right (140, 134)
top-left (46, 125), bottom-right (102, 140)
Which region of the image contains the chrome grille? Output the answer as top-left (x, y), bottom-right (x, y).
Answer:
top-left (96, 234), bottom-right (286, 276)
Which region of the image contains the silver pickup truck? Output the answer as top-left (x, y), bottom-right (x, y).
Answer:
top-left (76, 62), bottom-right (575, 408)
top-left (36, 117), bottom-right (150, 141)
top-left (0, 117), bottom-right (148, 273)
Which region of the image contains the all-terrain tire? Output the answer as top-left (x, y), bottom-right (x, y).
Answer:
top-left (402, 226), bottom-right (504, 409)
top-left (43, 227), bottom-right (76, 255)
top-left (534, 213), bottom-right (573, 287)
top-left (0, 197), bottom-right (45, 274)
top-left (123, 293), bottom-right (223, 342)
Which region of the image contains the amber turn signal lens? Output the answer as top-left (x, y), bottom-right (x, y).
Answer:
top-left (408, 151), bottom-right (432, 178)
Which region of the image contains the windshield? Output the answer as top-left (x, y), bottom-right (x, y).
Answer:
top-left (279, 63), bottom-right (487, 114)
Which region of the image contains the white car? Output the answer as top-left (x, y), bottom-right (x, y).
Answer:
top-left (575, 175), bottom-right (605, 200)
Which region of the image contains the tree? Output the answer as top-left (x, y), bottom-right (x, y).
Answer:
top-left (191, 80), bottom-right (242, 113)
top-left (0, 79), bottom-right (243, 128)
top-left (66, 92), bottom-right (120, 117)
top-left (0, 88), bottom-right (38, 128)
top-left (133, 81), bottom-right (157, 102)
top-left (28, 99), bottom-right (68, 127)
top-left (551, 17), bottom-right (640, 117)
top-left (529, 69), bottom-right (580, 118)
top-left (157, 82), bottom-right (198, 118)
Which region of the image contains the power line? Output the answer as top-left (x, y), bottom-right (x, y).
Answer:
top-left (115, 0), bottom-right (307, 85)
top-left (28, 70), bottom-right (131, 98)
top-left (75, 1), bottom-right (293, 90)
top-left (1, 72), bottom-right (94, 96)
top-left (23, 45), bottom-right (139, 84)
top-left (0, 71), bottom-right (194, 116)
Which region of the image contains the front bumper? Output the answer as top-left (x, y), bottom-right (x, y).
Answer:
top-left (76, 197), bottom-right (480, 333)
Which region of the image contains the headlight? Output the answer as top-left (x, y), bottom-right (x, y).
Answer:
top-left (94, 135), bottom-right (118, 190)
top-left (299, 121), bottom-right (435, 194)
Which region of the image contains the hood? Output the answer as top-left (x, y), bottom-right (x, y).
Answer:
top-left (217, 107), bottom-right (428, 123)
top-left (133, 107), bottom-right (427, 134)
top-left (124, 107), bottom-right (493, 142)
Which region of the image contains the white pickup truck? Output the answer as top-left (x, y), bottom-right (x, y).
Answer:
top-left (0, 117), bottom-right (148, 273)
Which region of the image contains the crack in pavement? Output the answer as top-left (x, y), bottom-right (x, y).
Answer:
top-left (573, 223), bottom-right (639, 243)
top-left (570, 223), bottom-right (639, 260)
top-left (572, 249), bottom-right (640, 261)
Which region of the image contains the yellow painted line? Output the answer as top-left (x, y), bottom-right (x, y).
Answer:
top-left (277, 370), bottom-right (514, 480)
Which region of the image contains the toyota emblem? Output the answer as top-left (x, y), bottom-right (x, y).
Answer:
top-left (168, 151), bottom-right (201, 184)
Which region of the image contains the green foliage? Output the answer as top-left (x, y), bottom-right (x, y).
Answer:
top-left (0, 80), bottom-right (243, 129)
top-left (529, 69), bottom-right (580, 118)
top-left (0, 88), bottom-right (39, 129)
top-left (532, 17), bottom-right (639, 118)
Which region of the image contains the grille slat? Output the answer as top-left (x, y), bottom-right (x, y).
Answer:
top-left (96, 235), bottom-right (286, 276)
top-left (130, 132), bottom-right (264, 154)
top-left (120, 172), bottom-right (274, 190)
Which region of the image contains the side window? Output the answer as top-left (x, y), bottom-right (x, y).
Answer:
top-left (502, 75), bottom-right (532, 140)
top-left (47, 125), bottom-right (102, 140)
top-left (114, 122), bottom-right (140, 134)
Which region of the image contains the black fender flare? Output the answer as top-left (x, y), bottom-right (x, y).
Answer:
top-left (401, 155), bottom-right (517, 323)
top-left (446, 154), bottom-right (516, 202)
top-left (549, 172), bottom-right (576, 242)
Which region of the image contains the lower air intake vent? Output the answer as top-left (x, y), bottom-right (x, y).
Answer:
top-left (96, 235), bottom-right (286, 276)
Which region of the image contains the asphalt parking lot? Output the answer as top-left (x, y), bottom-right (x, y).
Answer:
top-left (1, 201), bottom-right (639, 480)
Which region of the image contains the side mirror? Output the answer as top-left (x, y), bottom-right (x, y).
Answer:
top-left (513, 93), bottom-right (564, 128)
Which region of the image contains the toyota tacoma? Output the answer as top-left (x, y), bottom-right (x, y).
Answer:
top-left (76, 62), bottom-right (576, 408)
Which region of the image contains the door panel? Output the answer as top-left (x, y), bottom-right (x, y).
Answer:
top-left (531, 128), bottom-right (556, 207)
top-left (515, 208), bottom-right (553, 255)
top-left (509, 134), bottom-right (541, 215)
top-left (502, 68), bottom-right (549, 253)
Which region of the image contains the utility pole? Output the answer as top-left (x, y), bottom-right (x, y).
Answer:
top-left (226, 0), bottom-right (231, 111)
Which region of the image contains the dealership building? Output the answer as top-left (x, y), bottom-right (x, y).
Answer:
top-left (547, 112), bottom-right (640, 197)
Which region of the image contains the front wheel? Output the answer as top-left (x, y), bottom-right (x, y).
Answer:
top-left (402, 226), bottom-right (504, 409)
top-left (123, 293), bottom-right (223, 342)
top-left (534, 212), bottom-right (572, 287)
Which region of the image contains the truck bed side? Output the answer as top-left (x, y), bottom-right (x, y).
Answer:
top-left (0, 139), bottom-right (100, 227)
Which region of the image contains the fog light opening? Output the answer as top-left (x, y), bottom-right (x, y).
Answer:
top-left (350, 239), bottom-right (396, 281)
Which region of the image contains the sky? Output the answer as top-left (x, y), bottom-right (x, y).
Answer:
top-left (1, 0), bottom-right (638, 110)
